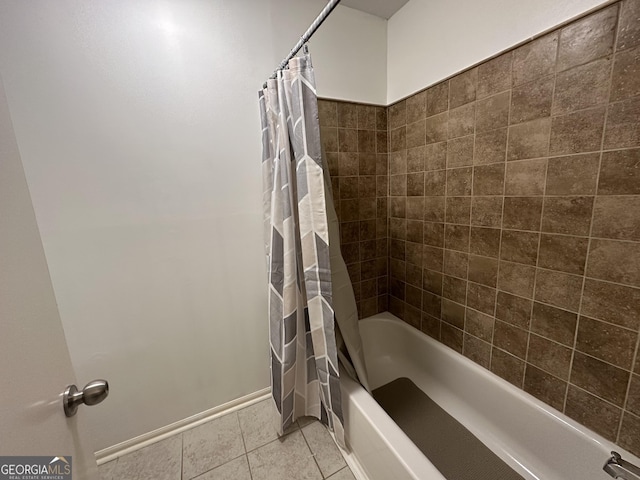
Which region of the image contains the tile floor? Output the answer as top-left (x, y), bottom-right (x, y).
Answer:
top-left (98, 399), bottom-right (356, 480)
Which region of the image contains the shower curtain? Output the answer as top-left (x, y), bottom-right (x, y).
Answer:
top-left (259, 54), bottom-right (368, 446)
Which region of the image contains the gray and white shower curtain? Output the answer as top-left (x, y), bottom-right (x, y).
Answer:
top-left (258, 54), bottom-right (368, 446)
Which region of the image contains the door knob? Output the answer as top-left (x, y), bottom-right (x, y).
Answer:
top-left (63, 379), bottom-right (109, 417)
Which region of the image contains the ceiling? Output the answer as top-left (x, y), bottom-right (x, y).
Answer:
top-left (341, 0), bottom-right (409, 19)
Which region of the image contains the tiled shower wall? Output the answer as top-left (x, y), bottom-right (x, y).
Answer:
top-left (321, 0), bottom-right (640, 458)
top-left (318, 100), bottom-right (389, 318)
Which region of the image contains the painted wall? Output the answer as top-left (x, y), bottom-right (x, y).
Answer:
top-left (0, 0), bottom-right (386, 450)
top-left (387, 0), bottom-right (611, 103)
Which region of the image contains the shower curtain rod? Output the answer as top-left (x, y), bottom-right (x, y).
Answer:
top-left (263, 0), bottom-right (341, 88)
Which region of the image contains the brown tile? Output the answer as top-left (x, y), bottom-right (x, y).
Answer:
top-left (446, 196), bottom-right (471, 225)
top-left (467, 282), bottom-right (496, 315)
top-left (443, 275), bottom-right (467, 304)
top-left (444, 250), bottom-right (469, 279)
top-left (471, 197), bottom-right (503, 227)
top-left (465, 308), bottom-right (495, 342)
top-left (491, 348), bottom-right (525, 387)
top-left (476, 91), bottom-right (510, 133)
top-left (390, 197), bottom-right (406, 218)
top-left (549, 107), bottom-right (606, 155)
top-left (587, 238), bottom-right (640, 287)
top-left (581, 278), bottom-right (640, 330)
top-left (628, 375), bottom-right (640, 417)
top-left (406, 197), bottom-right (424, 220)
top-left (441, 323), bottom-right (464, 353)
top-left (406, 172), bottom-right (424, 197)
top-left (376, 106), bottom-right (387, 131)
top-left (447, 167), bottom-right (472, 196)
top-left (407, 145), bottom-right (424, 172)
top-left (339, 177), bottom-right (359, 199)
top-left (527, 333), bottom-right (572, 380)
top-left (619, 412), bottom-right (640, 457)
top-left (448, 104), bottom-right (475, 139)
top-left (494, 320), bottom-right (528, 359)
top-left (342, 243), bottom-right (359, 265)
top-left (424, 196), bottom-right (446, 222)
top-left (389, 101), bottom-right (406, 130)
top-left (427, 81), bottom-right (449, 116)
top-left (618, 0), bottom-right (640, 50)
top-left (326, 152), bottom-right (339, 177)
top-left (376, 175), bottom-right (389, 197)
top-left (565, 386), bottom-right (622, 442)
top-left (423, 246), bottom-right (444, 272)
top-left (318, 100), bottom-right (337, 127)
top-left (598, 149), bottom-right (640, 195)
top-left (423, 291), bottom-right (442, 318)
top-left (405, 284), bottom-right (422, 308)
top-left (406, 120), bottom-right (426, 149)
top-left (500, 230), bottom-right (540, 266)
top-left (359, 197), bottom-right (377, 220)
top-left (357, 104), bottom-right (376, 130)
top-left (611, 45), bottom-right (640, 101)
top-left (405, 263), bottom-right (421, 287)
top-left (337, 102), bottom-right (357, 128)
top-left (571, 351), bottom-right (630, 406)
top-left (359, 176), bottom-right (377, 198)
top-left (474, 128), bottom-right (508, 165)
top-left (505, 158), bottom-right (547, 195)
top-left (463, 335), bottom-right (491, 368)
top-left (513, 32), bottom-right (558, 86)
top-left (390, 257), bottom-right (405, 279)
top-left (445, 224), bottom-right (470, 252)
top-left (442, 299), bottom-right (465, 329)
top-left (376, 153), bottom-right (388, 174)
top-left (535, 269), bottom-right (583, 312)
top-left (340, 199), bottom-right (359, 222)
top-left (338, 152), bottom-right (359, 175)
top-left (470, 227), bottom-right (501, 258)
top-left (449, 68), bottom-right (477, 108)
top-left (538, 234), bottom-right (589, 275)
top-left (447, 135), bottom-right (474, 168)
top-left (405, 241), bottom-right (423, 267)
top-left (360, 220), bottom-right (377, 242)
top-left (359, 152), bottom-right (377, 175)
top-left (321, 127), bottom-right (338, 152)
top-left (541, 196), bottom-right (594, 235)
top-left (424, 170), bottom-right (446, 196)
top-left (553, 57), bottom-right (612, 115)
top-left (358, 129), bottom-right (376, 153)
top-left (421, 313), bottom-right (440, 339)
top-left (390, 150), bottom-right (406, 174)
top-left (390, 126), bottom-right (407, 152)
top-left (405, 304), bottom-right (422, 328)
top-left (423, 221), bottom-right (444, 247)
top-left (473, 163), bottom-right (505, 196)
top-left (406, 90), bottom-right (426, 124)
top-left (507, 117), bottom-right (551, 161)
top-left (389, 276), bottom-right (405, 299)
top-left (524, 365), bottom-right (567, 411)
top-left (468, 255), bottom-right (498, 287)
top-left (498, 261), bottom-right (536, 298)
top-left (545, 153), bottom-right (600, 195)
top-left (503, 197), bottom-right (543, 231)
top-left (510, 76), bottom-right (554, 124)
top-left (361, 239), bottom-right (377, 261)
top-left (531, 302), bottom-right (578, 346)
top-left (556, 5), bottom-right (617, 71)
top-left (496, 291), bottom-right (532, 328)
top-left (592, 196), bottom-right (640, 241)
top-left (425, 142), bottom-right (447, 171)
top-left (423, 269), bottom-right (443, 295)
top-left (340, 221), bottom-right (359, 244)
top-left (604, 97), bottom-right (640, 149)
top-left (477, 52), bottom-right (512, 98)
top-left (425, 112), bottom-right (448, 144)
top-left (576, 316), bottom-right (638, 370)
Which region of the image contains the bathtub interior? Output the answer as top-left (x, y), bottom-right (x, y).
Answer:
top-left (353, 312), bottom-right (640, 480)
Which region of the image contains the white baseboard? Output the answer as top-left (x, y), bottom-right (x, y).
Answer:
top-left (95, 388), bottom-right (271, 465)
top-left (338, 444), bottom-right (370, 480)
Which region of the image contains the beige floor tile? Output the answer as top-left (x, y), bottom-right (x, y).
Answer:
top-left (237, 399), bottom-right (282, 452)
top-left (182, 413), bottom-right (245, 479)
top-left (97, 459), bottom-right (119, 480)
top-left (107, 435), bottom-right (182, 480)
top-left (191, 455), bottom-right (251, 480)
top-left (327, 467), bottom-right (356, 480)
top-left (247, 429), bottom-right (322, 480)
top-left (301, 421), bottom-right (346, 478)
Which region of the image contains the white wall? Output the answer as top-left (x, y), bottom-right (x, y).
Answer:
top-left (0, 0), bottom-right (386, 450)
top-left (387, 0), bottom-right (611, 103)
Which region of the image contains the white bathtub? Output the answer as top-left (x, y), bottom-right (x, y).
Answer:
top-left (341, 312), bottom-right (640, 480)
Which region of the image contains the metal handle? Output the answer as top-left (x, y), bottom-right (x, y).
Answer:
top-left (63, 380), bottom-right (109, 417)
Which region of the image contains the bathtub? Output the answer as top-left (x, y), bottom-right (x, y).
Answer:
top-left (340, 312), bottom-right (640, 480)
